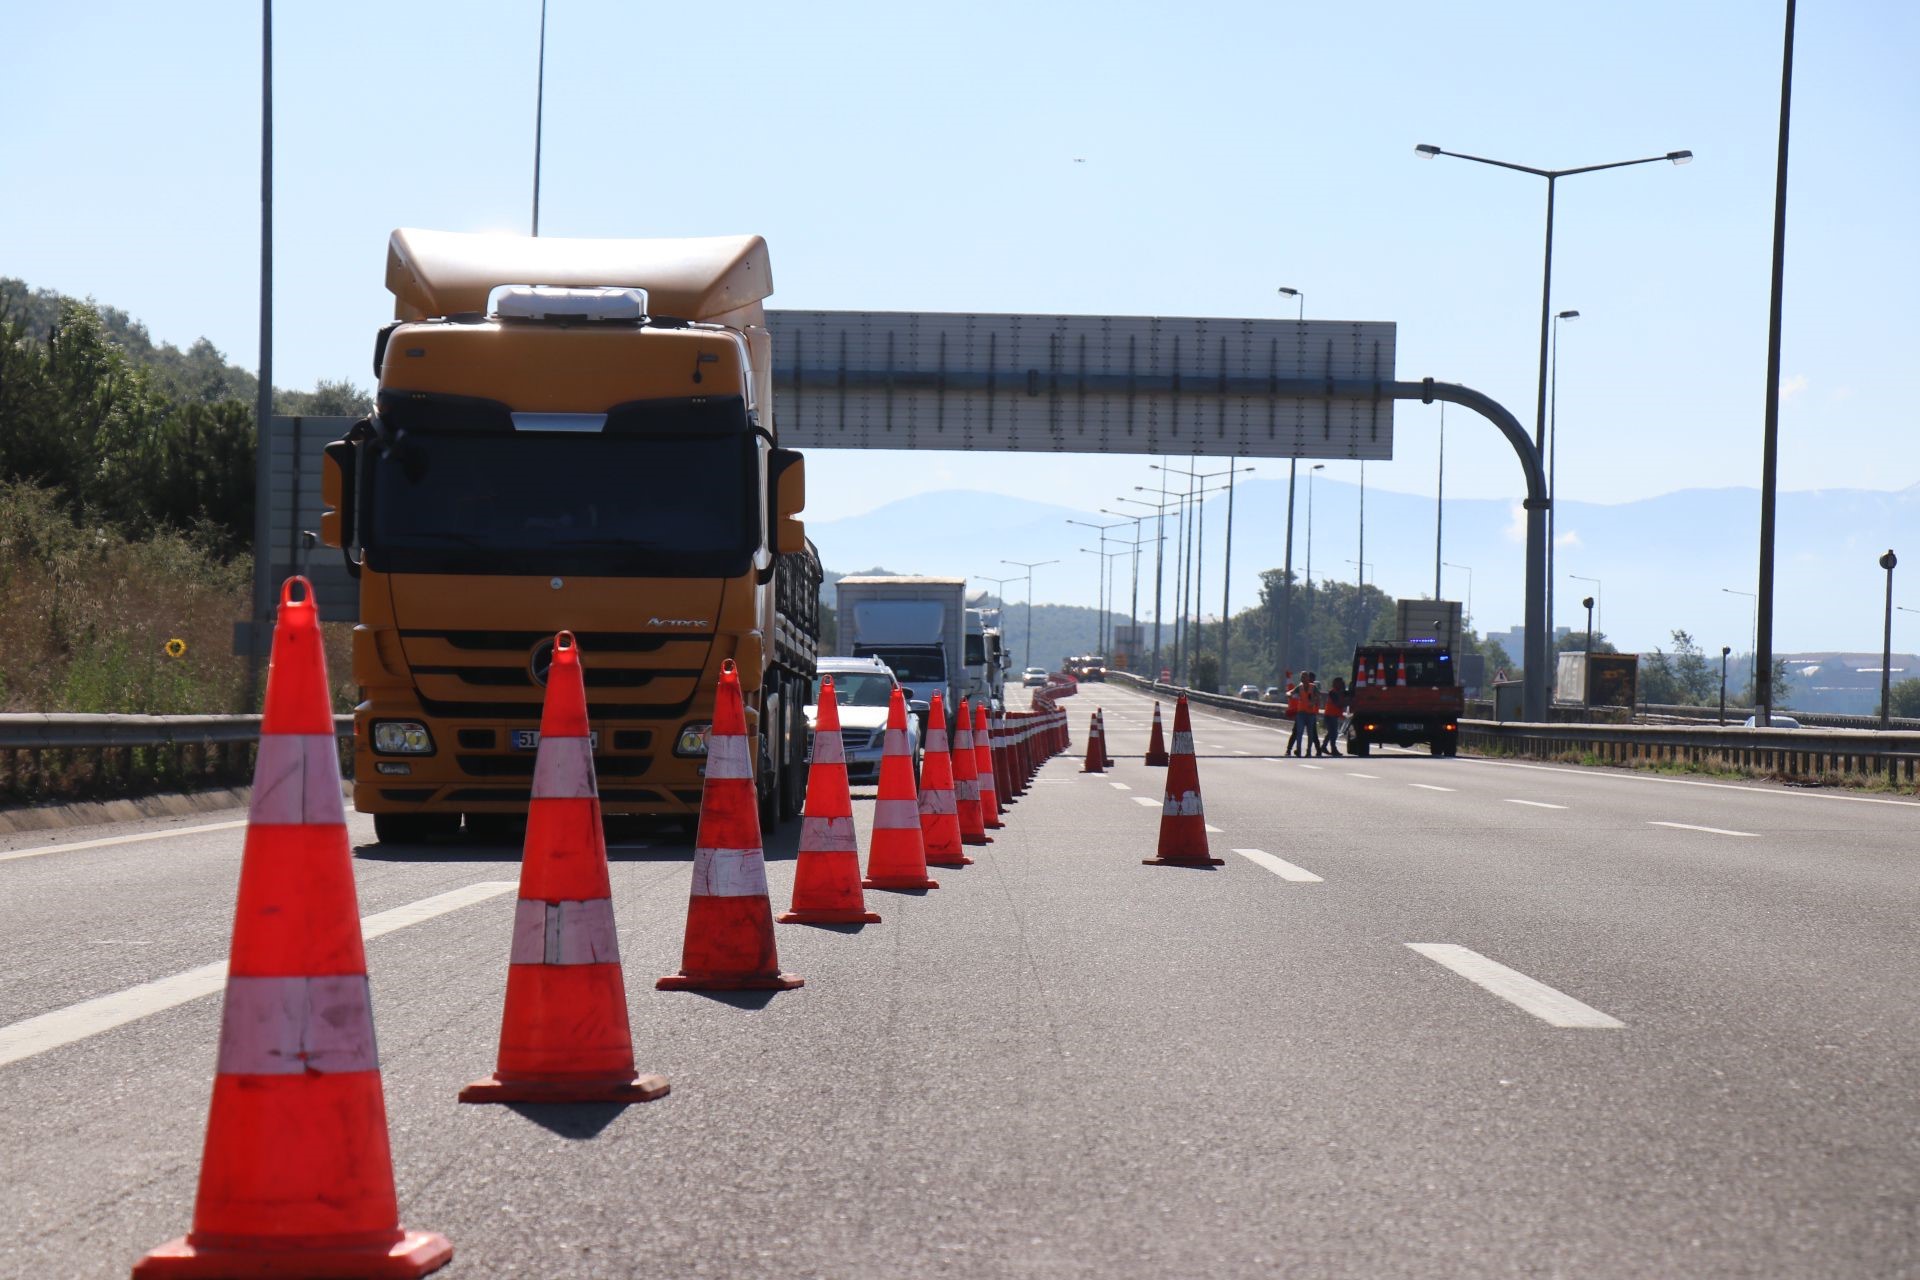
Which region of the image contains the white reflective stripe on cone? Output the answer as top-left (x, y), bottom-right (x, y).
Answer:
top-left (1171, 732), bottom-right (1195, 755)
top-left (691, 845), bottom-right (770, 897)
top-left (918, 789), bottom-right (957, 816)
top-left (249, 734), bottom-right (347, 826)
top-left (953, 778), bottom-right (978, 802)
top-left (705, 733), bottom-right (753, 779)
top-left (883, 728), bottom-right (911, 755)
top-left (874, 798), bottom-right (919, 828)
top-left (531, 735), bottom-right (597, 799)
top-left (509, 897), bottom-right (621, 965)
top-left (800, 814), bottom-right (857, 852)
top-left (927, 729), bottom-right (949, 752)
top-left (810, 729), bottom-right (845, 765)
top-left (1163, 790), bottom-right (1205, 816)
top-left (217, 974), bottom-right (377, 1075)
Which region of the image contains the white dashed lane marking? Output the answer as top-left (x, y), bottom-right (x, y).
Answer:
top-left (1131, 796), bottom-right (1160, 808)
top-left (1233, 848), bottom-right (1323, 882)
top-left (1108, 782), bottom-right (1131, 791)
top-left (0, 881), bottom-right (517, 1068)
top-left (1410, 783), bottom-right (1456, 792)
top-left (1347, 773), bottom-right (1380, 780)
top-left (1406, 944), bottom-right (1624, 1029)
top-left (1, 819), bottom-right (248, 865)
top-left (1504, 799), bottom-right (1568, 810)
top-left (1649, 821), bottom-right (1759, 838)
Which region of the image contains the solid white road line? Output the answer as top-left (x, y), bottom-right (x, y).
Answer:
top-left (1504, 799), bottom-right (1568, 810)
top-left (1131, 796), bottom-right (1160, 808)
top-left (0, 819), bottom-right (248, 865)
top-left (1232, 848), bottom-right (1323, 882)
top-left (1649, 820), bottom-right (1760, 838)
top-left (1409, 783), bottom-right (1456, 793)
top-left (1109, 782), bottom-right (1131, 791)
top-left (0, 880), bottom-right (516, 1069)
top-left (1406, 943), bottom-right (1624, 1029)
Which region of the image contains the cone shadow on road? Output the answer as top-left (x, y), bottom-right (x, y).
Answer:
top-left (682, 988), bottom-right (781, 1010)
top-left (503, 1102), bottom-right (629, 1139)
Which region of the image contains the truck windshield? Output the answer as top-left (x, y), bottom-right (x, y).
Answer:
top-left (362, 430), bottom-right (757, 577)
top-left (859, 648), bottom-right (946, 683)
top-left (1363, 651), bottom-right (1455, 687)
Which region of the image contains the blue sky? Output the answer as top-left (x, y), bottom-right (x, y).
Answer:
top-left (5, 2), bottom-right (1915, 555)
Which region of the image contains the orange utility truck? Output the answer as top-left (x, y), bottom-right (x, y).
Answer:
top-left (320, 229), bottom-right (819, 843)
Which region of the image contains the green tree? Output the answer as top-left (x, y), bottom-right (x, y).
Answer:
top-left (1885, 678), bottom-right (1920, 719)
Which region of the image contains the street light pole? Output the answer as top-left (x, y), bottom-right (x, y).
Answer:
top-left (1568, 573), bottom-right (1602, 643)
top-left (1152, 463), bottom-right (1255, 686)
top-left (1723, 586), bottom-right (1758, 703)
top-left (1414, 142), bottom-right (1691, 463)
top-left (1067, 518), bottom-right (1128, 657)
top-left (1306, 464), bottom-right (1324, 674)
top-left (1443, 561), bottom-right (1473, 622)
top-left (1118, 495), bottom-right (1182, 679)
top-left (1550, 309), bottom-right (1579, 634)
top-left (1721, 646), bottom-right (1731, 724)
top-left (1434, 402), bottom-right (1444, 601)
top-left (1001, 558), bottom-right (1057, 672)
top-left (1881, 550), bottom-right (1898, 730)
top-left (1279, 287), bottom-right (1306, 684)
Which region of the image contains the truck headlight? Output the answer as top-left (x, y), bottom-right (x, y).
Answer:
top-left (371, 721), bottom-right (434, 754)
top-left (674, 723), bottom-right (712, 757)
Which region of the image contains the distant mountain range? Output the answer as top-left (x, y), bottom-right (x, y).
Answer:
top-left (808, 479), bottom-right (1918, 656)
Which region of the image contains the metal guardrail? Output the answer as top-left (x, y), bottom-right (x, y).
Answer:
top-left (0, 714), bottom-right (354, 807)
top-left (1107, 670), bottom-right (1919, 786)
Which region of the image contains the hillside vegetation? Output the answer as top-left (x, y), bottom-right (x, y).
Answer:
top-left (0, 280), bottom-right (363, 713)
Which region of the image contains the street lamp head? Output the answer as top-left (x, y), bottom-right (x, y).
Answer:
top-left (1557, 309), bottom-right (1580, 320)
top-left (1881, 549), bottom-right (1898, 571)
top-left (1667, 150), bottom-right (1693, 165)
top-left (1312, 463), bottom-right (1325, 472)
top-left (1415, 144), bottom-right (1441, 159)
top-left (1582, 596), bottom-right (1594, 610)
top-left (1723, 646), bottom-right (1732, 656)
top-left (1277, 287), bottom-right (1300, 298)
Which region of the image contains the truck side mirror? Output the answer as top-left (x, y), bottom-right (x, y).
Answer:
top-left (770, 448), bottom-right (807, 555)
top-left (320, 424), bottom-right (367, 578)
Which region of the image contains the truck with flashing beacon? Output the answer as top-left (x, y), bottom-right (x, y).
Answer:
top-left (1344, 600), bottom-right (1466, 757)
top-left (320, 229), bottom-right (820, 843)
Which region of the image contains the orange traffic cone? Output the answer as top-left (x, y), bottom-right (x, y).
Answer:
top-left (864, 687), bottom-right (939, 891)
top-left (1082, 708), bottom-right (1106, 773)
top-left (953, 697), bottom-right (991, 846)
top-left (974, 703), bottom-right (1004, 829)
top-left (135, 577), bottom-right (452, 1279)
top-left (461, 632), bottom-right (667, 1105)
top-left (1396, 654), bottom-right (1407, 686)
top-left (919, 693), bottom-right (971, 867)
top-left (658, 661), bottom-right (803, 992)
top-left (1143, 695), bottom-right (1224, 867)
top-left (780, 677), bottom-right (882, 924)
top-left (1144, 701), bottom-right (1170, 766)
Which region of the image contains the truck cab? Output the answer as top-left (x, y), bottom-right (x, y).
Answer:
top-left (1346, 644), bottom-right (1463, 757)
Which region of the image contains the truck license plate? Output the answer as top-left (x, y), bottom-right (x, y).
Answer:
top-left (512, 730), bottom-right (599, 750)
top-left (1397, 722), bottom-right (1426, 732)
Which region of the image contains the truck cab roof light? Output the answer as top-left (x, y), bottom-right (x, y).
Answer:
top-left (490, 285), bottom-right (648, 322)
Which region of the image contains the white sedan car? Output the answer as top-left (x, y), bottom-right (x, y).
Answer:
top-left (1022, 666), bottom-right (1050, 688)
top-left (807, 657), bottom-right (923, 785)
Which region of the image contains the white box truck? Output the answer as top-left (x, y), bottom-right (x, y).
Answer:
top-left (836, 576), bottom-right (972, 712)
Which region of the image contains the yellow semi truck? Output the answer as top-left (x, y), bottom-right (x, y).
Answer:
top-left (319, 229), bottom-right (819, 843)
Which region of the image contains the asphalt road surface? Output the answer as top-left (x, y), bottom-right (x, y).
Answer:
top-left (3, 681), bottom-right (1915, 1278)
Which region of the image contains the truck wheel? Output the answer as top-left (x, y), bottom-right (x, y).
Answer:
top-left (758, 735), bottom-right (781, 830)
top-left (778, 676), bottom-right (805, 823)
top-left (1351, 739), bottom-right (1371, 758)
top-left (373, 812), bottom-right (459, 844)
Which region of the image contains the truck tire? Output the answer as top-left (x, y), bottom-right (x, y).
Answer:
top-left (373, 812), bottom-right (460, 844)
top-left (778, 675), bottom-right (805, 824)
top-left (1351, 739), bottom-right (1371, 758)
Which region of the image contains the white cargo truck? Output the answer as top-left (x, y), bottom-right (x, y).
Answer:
top-left (835, 576), bottom-right (973, 712)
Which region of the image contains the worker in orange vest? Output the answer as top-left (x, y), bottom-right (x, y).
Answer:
top-left (1285, 672), bottom-right (1321, 757)
top-left (1319, 675), bottom-right (1348, 757)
